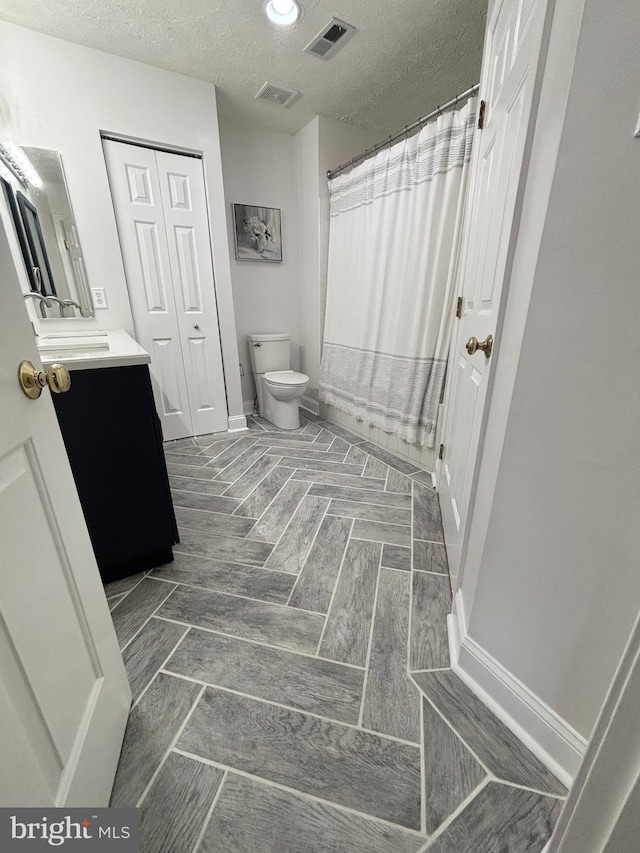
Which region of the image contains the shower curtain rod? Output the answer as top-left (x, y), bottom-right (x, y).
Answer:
top-left (326, 83), bottom-right (480, 180)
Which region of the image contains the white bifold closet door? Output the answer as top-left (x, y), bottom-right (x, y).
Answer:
top-left (104, 140), bottom-right (228, 441)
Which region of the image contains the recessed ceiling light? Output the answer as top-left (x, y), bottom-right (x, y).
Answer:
top-left (265, 0), bottom-right (300, 26)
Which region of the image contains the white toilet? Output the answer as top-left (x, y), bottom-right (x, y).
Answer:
top-left (248, 333), bottom-right (309, 430)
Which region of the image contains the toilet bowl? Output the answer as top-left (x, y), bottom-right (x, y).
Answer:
top-left (248, 333), bottom-right (309, 430)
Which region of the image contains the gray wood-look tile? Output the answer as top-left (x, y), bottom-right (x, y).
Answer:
top-left (157, 585), bottom-right (324, 654)
top-left (345, 443), bottom-right (369, 465)
top-left (328, 436), bottom-right (350, 456)
top-left (412, 671), bottom-right (567, 795)
top-left (265, 495), bottom-right (329, 573)
top-left (110, 672), bottom-right (202, 807)
top-left (167, 629), bottom-right (364, 724)
top-left (363, 570), bottom-right (421, 743)
top-left (386, 467), bottom-right (413, 494)
top-left (168, 475), bottom-right (230, 496)
top-left (194, 431), bottom-right (240, 445)
top-left (110, 577), bottom-right (177, 650)
top-left (312, 426), bottom-right (337, 445)
top-left (214, 444), bottom-right (268, 483)
top-left (164, 444), bottom-right (204, 457)
top-left (328, 500), bottom-right (412, 526)
top-left (288, 514), bottom-right (353, 613)
top-left (105, 571), bottom-right (145, 599)
top-left (409, 572), bottom-right (451, 670)
top-left (320, 539), bottom-right (381, 667)
top-left (410, 470), bottom-right (435, 489)
top-left (203, 435), bottom-right (257, 465)
top-left (381, 544), bottom-right (412, 571)
top-left (414, 540), bottom-right (449, 574)
top-left (292, 469), bottom-right (385, 491)
top-left (358, 441), bottom-right (420, 476)
top-left (422, 696), bottom-right (486, 834)
top-left (308, 483), bottom-right (411, 508)
top-left (171, 490), bottom-right (241, 515)
top-left (164, 437), bottom-right (197, 451)
top-left (352, 519), bottom-right (412, 547)
top-left (234, 465), bottom-right (295, 519)
top-left (151, 552), bottom-right (295, 604)
top-left (248, 479), bottom-right (310, 542)
top-left (253, 433), bottom-right (317, 446)
top-left (164, 452), bottom-right (213, 468)
top-left (221, 454), bottom-right (280, 499)
top-left (300, 410), bottom-right (325, 423)
top-left (174, 528), bottom-right (273, 566)
top-left (122, 617), bottom-right (187, 702)
top-left (174, 506), bottom-right (256, 538)
top-left (140, 751), bottom-right (224, 853)
top-left (109, 594), bottom-right (126, 611)
top-left (197, 436), bottom-right (244, 456)
top-left (264, 446), bottom-right (347, 463)
top-left (166, 462), bottom-right (218, 480)
top-left (200, 774), bottom-right (424, 853)
top-left (246, 417), bottom-right (268, 432)
top-left (364, 454), bottom-right (389, 480)
top-left (279, 457), bottom-right (364, 476)
top-left (301, 421), bottom-right (322, 436)
top-left (413, 482), bottom-right (444, 542)
top-left (425, 781), bottom-right (562, 853)
top-left (317, 421), bottom-right (364, 444)
top-left (178, 688), bottom-right (422, 829)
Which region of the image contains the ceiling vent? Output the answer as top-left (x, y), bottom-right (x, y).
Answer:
top-left (304, 17), bottom-right (356, 60)
top-left (255, 81), bottom-right (300, 108)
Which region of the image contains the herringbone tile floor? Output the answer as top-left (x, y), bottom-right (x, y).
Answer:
top-left (106, 414), bottom-right (565, 852)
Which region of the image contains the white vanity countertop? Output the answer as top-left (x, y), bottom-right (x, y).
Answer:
top-left (38, 329), bottom-right (150, 371)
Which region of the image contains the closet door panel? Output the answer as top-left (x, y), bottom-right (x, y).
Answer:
top-left (157, 151), bottom-right (228, 436)
top-left (104, 141), bottom-right (192, 440)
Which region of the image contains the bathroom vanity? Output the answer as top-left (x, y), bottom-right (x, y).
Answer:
top-left (40, 330), bottom-right (178, 584)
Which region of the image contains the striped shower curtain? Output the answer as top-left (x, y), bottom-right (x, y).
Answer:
top-left (319, 100), bottom-right (475, 447)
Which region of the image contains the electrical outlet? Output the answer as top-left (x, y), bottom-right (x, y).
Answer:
top-left (91, 288), bottom-right (108, 309)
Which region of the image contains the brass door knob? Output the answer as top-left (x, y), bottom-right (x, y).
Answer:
top-left (18, 360), bottom-right (71, 399)
top-left (465, 334), bottom-right (493, 358)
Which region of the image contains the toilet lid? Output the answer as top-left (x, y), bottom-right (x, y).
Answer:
top-left (264, 370), bottom-right (309, 386)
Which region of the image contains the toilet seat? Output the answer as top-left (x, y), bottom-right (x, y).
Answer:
top-left (264, 370), bottom-right (309, 387)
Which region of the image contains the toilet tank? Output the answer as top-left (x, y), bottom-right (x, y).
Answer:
top-left (248, 333), bottom-right (291, 374)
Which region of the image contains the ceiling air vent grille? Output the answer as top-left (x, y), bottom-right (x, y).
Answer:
top-left (304, 17), bottom-right (356, 60)
top-left (255, 81), bottom-right (300, 108)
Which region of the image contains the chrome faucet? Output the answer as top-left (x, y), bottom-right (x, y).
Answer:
top-left (62, 298), bottom-right (84, 317)
top-left (45, 295), bottom-right (68, 317)
top-left (23, 291), bottom-right (53, 318)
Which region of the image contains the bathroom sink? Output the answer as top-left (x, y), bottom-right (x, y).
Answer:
top-left (38, 333), bottom-right (110, 353)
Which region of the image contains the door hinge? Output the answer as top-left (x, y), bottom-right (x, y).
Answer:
top-left (439, 443), bottom-right (444, 460)
top-left (478, 99), bottom-right (486, 130)
top-left (456, 296), bottom-right (463, 319)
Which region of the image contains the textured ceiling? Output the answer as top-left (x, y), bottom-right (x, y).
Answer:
top-left (0, 0), bottom-right (487, 136)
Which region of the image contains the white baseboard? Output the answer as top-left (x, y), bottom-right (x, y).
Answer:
top-left (243, 399), bottom-right (256, 416)
top-left (450, 592), bottom-right (585, 787)
top-left (227, 414), bottom-right (248, 432)
top-left (300, 395), bottom-right (320, 416)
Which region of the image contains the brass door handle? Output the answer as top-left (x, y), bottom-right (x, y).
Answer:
top-left (465, 335), bottom-right (493, 358)
top-left (18, 360), bottom-right (71, 399)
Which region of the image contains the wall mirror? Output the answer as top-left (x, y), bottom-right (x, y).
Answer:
top-left (0, 144), bottom-right (93, 318)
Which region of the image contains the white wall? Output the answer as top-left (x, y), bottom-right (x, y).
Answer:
top-left (460, 0), bottom-right (640, 753)
top-left (0, 21), bottom-right (244, 421)
top-left (217, 117), bottom-right (302, 407)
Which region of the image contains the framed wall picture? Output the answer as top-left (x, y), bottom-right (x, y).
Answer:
top-left (233, 203), bottom-right (282, 262)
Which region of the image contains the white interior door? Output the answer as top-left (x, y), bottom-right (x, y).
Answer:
top-left (156, 151), bottom-right (228, 437)
top-left (104, 140), bottom-right (228, 441)
top-left (439, 0), bottom-right (549, 590)
top-left (0, 213), bottom-right (131, 806)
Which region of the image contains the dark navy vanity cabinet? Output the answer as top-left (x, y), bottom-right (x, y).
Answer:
top-left (52, 363), bottom-right (178, 584)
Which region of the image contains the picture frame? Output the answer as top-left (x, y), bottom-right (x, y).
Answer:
top-left (233, 203), bottom-right (282, 263)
